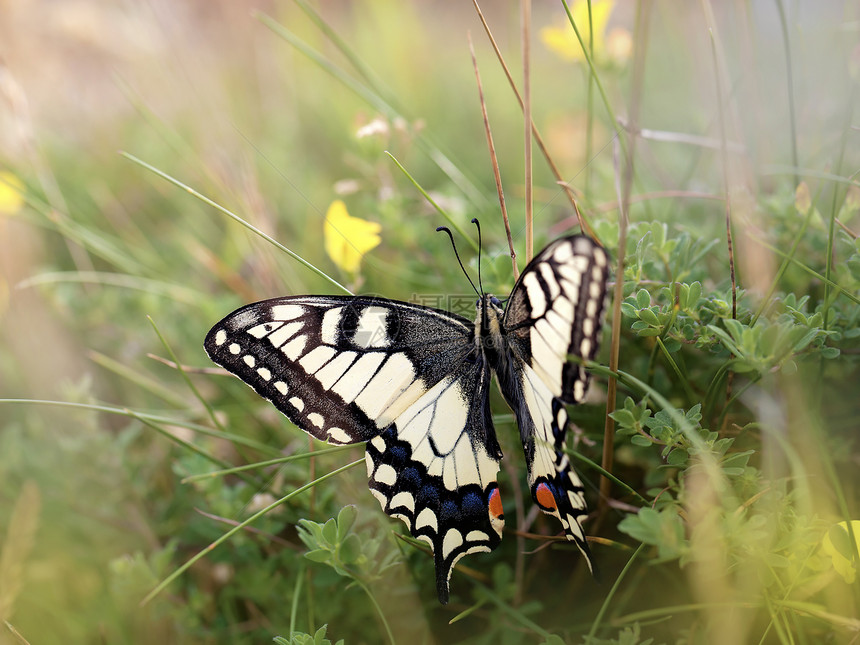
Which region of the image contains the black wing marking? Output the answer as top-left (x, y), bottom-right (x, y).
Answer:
top-left (365, 360), bottom-right (504, 604)
top-left (204, 296), bottom-right (472, 444)
top-left (501, 235), bottom-right (609, 567)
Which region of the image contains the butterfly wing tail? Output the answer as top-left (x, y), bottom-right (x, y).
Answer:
top-left (365, 428), bottom-right (505, 604)
top-left (525, 396), bottom-right (598, 576)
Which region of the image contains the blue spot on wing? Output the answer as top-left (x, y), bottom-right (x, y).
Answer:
top-left (460, 491), bottom-right (485, 518)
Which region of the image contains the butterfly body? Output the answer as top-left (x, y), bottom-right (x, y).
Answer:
top-left (205, 234), bottom-right (609, 603)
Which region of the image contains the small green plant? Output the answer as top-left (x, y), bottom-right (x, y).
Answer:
top-left (296, 505), bottom-right (399, 588)
top-left (274, 624), bottom-right (344, 645)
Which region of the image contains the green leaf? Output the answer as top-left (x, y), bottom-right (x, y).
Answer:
top-left (666, 449), bottom-right (688, 466)
top-left (821, 346), bottom-right (841, 359)
top-left (305, 549), bottom-right (332, 564)
top-left (636, 288), bottom-right (651, 309)
top-left (663, 338), bottom-right (682, 353)
top-left (789, 327), bottom-right (820, 354)
top-left (721, 450), bottom-right (754, 470)
top-left (339, 533), bottom-right (362, 564)
top-left (688, 281), bottom-right (702, 306)
top-left (618, 507), bottom-right (686, 560)
top-left (610, 408), bottom-right (637, 428)
top-left (723, 318), bottom-right (746, 340)
top-left (299, 518), bottom-right (324, 542)
top-left (630, 435), bottom-right (653, 447)
top-left (618, 508), bottom-right (660, 543)
top-left (312, 625), bottom-right (336, 645)
top-left (322, 518), bottom-right (338, 545)
top-left (337, 504), bottom-right (358, 540)
top-left (638, 308), bottom-right (661, 326)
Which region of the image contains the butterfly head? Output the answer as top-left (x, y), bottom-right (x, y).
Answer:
top-left (475, 294), bottom-right (504, 314)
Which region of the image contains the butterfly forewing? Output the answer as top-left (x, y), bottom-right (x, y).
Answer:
top-left (204, 296), bottom-right (474, 444)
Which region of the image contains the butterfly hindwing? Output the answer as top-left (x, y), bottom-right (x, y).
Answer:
top-left (365, 360), bottom-right (504, 604)
top-left (518, 363), bottom-right (594, 568)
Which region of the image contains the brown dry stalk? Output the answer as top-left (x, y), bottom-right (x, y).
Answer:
top-left (521, 0), bottom-right (533, 260)
top-left (468, 32), bottom-right (518, 280)
top-left (471, 0), bottom-right (592, 238)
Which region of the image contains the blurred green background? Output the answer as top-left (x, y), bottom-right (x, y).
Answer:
top-left (1, 1), bottom-right (859, 643)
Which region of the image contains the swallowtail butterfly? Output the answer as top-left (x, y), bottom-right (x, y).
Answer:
top-left (204, 234), bottom-right (609, 603)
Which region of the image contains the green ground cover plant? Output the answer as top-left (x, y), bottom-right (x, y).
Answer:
top-left (0, 1), bottom-right (858, 643)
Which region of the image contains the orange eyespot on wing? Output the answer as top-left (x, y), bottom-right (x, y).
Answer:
top-left (534, 481), bottom-right (558, 511)
top-left (488, 485), bottom-right (504, 519)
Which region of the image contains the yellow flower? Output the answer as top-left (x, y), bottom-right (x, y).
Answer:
top-left (323, 200), bottom-right (381, 274)
top-left (821, 520), bottom-right (860, 583)
top-left (541, 0), bottom-right (629, 66)
top-left (0, 172), bottom-right (24, 215)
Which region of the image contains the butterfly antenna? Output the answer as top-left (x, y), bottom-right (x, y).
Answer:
top-left (471, 218), bottom-right (485, 295)
top-left (436, 226), bottom-right (479, 296)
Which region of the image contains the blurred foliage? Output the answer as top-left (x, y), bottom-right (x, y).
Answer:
top-left (1, 1), bottom-right (859, 644)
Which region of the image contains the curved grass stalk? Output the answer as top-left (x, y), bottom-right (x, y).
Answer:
top-left (569, 450), bottom-right (649, 506)
top-left (385, 152), bottom-right (479, 252)
top-left (121, 152), bottom-right (353, 296)
top-left (148, 316), bottom-right (228, 435)
top-left (16, 271), bottom-right (204, 305)
top-left (559, 0), bottom-right (624, 154)
top-left (356, 580), bottom-right (397, 645)
top-left (586, 543), bottom-right (646, 639)
top-left (473, 583), bottom-right (554, 640)
top-left (0, 399), bottom-right (281, 456)
top-left (181, 445), bottom-right (357, 483)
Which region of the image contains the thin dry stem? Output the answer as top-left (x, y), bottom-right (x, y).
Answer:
top-left (600, 0), bottom-right (652, 512)
top-left (468, 32), bottom-right (518, 280)
top-left (836, 218), bottom-right (859, 239)
top-left (521, 0), bottom-right (533, 260)
top-left (471, 0), bottom-right (592, 237)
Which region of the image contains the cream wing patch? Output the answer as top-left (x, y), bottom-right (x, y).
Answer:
top-left (390, 377), bottom-right (496, 491)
